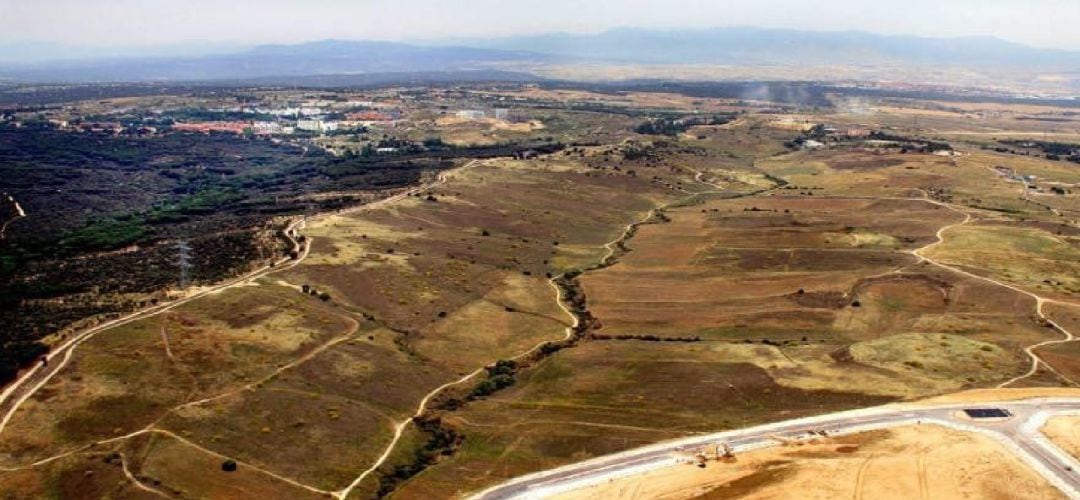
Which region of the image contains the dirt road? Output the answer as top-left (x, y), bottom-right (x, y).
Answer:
top-left (0, 161), bottom-right (476, 437)
top-left (0, 194), bottom-right (25, 240)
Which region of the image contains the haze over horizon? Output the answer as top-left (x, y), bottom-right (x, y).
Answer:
top-left (4, 0), bottom-right (1080, 53)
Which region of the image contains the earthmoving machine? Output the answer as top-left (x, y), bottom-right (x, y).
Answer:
top-left (674, 442), bottom-right (734, 468)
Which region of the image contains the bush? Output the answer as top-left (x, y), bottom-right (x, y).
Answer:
top-left (469, 360), bottom-right (518, 399)
top-left (59, 218), bottom-right (148, 251)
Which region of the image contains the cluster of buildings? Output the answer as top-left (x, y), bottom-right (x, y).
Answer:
top-left (170, 109), bottom-right (404, 136)
top-left (993, 166), bottom-right (1039, 187)
top-left (456, 110), bottom-right (487, 120)
top-left (173, 98), bottom-right (408, 136)
top-left (3, 91), bottom-right (421, 141)
top-left (44, 119), bottom-right (156, 135)
top-left (206, 105), bottom-right (326, 118)
top-left (454, 108), bottom-right (511, 121)
top-left (172, 118), bottom-right (348, 136)
top-left (172, 120), bottom-right (344, 136)
top-left (296, 119), bottom-right (338, 134)
top-left (172, 122), bottom-right (252, 135)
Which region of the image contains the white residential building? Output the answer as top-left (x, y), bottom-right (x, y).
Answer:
top-left (252, 121), bottom-right (289, 135)
top-left (456, 110), bottom-right (486, 120)
top-left (297, 119), bottom-right (339, 134)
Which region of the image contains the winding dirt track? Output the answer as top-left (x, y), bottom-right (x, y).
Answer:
top-left (1, 157), bottom-right (1077, 496)
top-left (0, 195), bottom-right (25, 240)
top-left (907, 197), bottom-right (1077, 387)
top-left (0, 162), bottom-right (474, 440)
top-left (338, 171), bottom-right (1079, 496)
top-left (0, 159), bottom-right (605, 497)
top-left (332, 171), bottom-right (760, 497)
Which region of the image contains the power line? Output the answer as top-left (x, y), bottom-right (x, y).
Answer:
top-left (177, 239), bottom-right (193, 290)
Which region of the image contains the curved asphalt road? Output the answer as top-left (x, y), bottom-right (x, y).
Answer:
top-left (473, 398), bottom-right (1080, 500)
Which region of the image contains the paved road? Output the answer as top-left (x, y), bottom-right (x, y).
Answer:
top-left (473, 398), bottom-right (1080, 499)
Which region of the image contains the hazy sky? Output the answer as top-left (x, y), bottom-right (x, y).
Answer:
top-left (4, 0), bottom-right (1080, 50)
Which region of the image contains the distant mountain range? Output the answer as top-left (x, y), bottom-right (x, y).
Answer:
top-left (2, 27), bottom-right (1079, 83)
top-left (463, 27), bottom-right (1080, 67)
top-left (0, 40), bottom-right (542, 82)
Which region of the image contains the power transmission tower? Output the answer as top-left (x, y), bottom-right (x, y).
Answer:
top-left (177, 239), bottom-right (193, 290)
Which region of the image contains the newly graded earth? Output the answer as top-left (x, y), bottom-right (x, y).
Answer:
top-left (552, 424), bottom-right (1062, 500)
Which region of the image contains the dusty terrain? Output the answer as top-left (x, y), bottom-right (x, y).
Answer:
top-left (1042, 416), bottom-right (1080, 461)
top-left (552, 425), bottom-right (1062, 500)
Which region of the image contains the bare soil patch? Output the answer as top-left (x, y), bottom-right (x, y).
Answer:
top-left (553, 425), bottom-right (1062, 500)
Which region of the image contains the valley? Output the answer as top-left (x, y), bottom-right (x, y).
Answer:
top-left (0, 82), bottom-right (1079, 499)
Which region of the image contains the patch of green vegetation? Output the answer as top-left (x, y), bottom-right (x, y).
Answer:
top-left (851, 332), bottom-right (1015, 381)
top-left (172, 187), bottom-right (246, 215)
top-left (880, 297), bottom-right (906, 312)
top-left (469, 360), bottom-right (518, 399)
top-left (375, 415), bottom-right (463, 497)
top-left (635, 115), bottom-right (735, 137)
top-left (59, 216), bottom-right (147, 251)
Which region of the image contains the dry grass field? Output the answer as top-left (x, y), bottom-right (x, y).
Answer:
top-left (0, 152), bottom-right (706, 495)
top-left (923, 223), bottom-right (1080, 300)
top-left (1038, 340), bottom-right (1080, 385)
top-left (393, 185), bottom-right (1054, 497)
top-left (283, 158), bottom-right (686, 375)
top-left (121, 431), bottom-right (328, 500)
top-left (0, 284), bottom-right (358, 464)
top-left (580, 194), bottom-right (1042, 397)
top-left (3, 94), bottom-right (1080, 499)
top-left (387, 131), bottom-right (1079, 497)
top-left (0, 450), bottom-right (158, 499)
top-left (390, 340), bottom-right (893, 499)
top-left (1042, 416), bottom-right (1080, 462)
